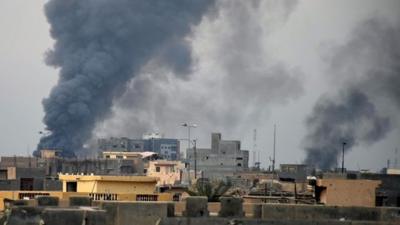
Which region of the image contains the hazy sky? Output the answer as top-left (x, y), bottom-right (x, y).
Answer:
top-left (0, 0), bottom-right (399, 171)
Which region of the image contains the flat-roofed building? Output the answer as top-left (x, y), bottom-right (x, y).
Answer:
top-left (59, 174), bottom-right (158, 194)
top-left (186, 133), bottom-right (249, 179)
top-left (316, 178), bottom-right (381, 207)
top-left (146, 160), bottom-right (185, 186)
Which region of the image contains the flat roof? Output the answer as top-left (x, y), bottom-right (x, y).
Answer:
top-left (59, 174), bottom-right (158, 183)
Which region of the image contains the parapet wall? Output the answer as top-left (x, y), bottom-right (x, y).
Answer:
top-left (1, 196), bottom-right (399, 225)
top-left (260, 204), bottom-right (400, 222)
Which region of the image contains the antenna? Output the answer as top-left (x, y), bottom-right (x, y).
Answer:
top-left (272, 124), bottom-right (276, 172)
top-left (253, 129), bottom-right (257, 167)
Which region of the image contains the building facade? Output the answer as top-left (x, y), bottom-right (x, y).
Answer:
top-left (186, 133), bottom-right (249, 178)
top-left (316, 178), bottom-right (381, 207)
top-left (59, 174), bottom-right (158, 194)
top-left (97, 137), bottom-right (180, 160)
top-left (146, 160), bottom-right (185, 186)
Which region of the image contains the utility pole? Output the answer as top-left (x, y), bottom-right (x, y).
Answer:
top-left (342, 142), bottom-right (346, 173)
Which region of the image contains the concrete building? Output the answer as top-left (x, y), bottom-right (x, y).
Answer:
top-left (0, 156), bottom-right (40, 169)
top-left (146, 160), bottom-right (185, 186)
top-left (59, 174), bottom-right (158, 194)
top-left (98, 137), bottom-right (180, 160)
top-left (278, 164), bottom-right (314, 182)
top-left (316, 178), bottom-right (381, 207)
top-left (359, 173), bottom-right (400, 207)
top-left (0, 167), bottom-right (46, 191)
top-left (102, 151), bottom-right (143, 159)
top-left (186, 133), bottom-right (249, 178)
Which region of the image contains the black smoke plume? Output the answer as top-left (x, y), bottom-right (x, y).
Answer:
top-left (95, 0), bottom-right (303, 142)
top-left (36, 0), bottom-right (215, 157)
top-left (304, 89), bottom-right (390, 169)
top-left (303, 18), bottom-right (400, 169)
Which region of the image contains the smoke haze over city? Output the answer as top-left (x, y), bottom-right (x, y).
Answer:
top-left (0, 0), bottom-right (399, 171)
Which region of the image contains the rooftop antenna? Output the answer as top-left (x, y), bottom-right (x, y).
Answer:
top-left (253, 129), bottom-right (257, 167)
top-left (272, 124), bottom-right (276, 172)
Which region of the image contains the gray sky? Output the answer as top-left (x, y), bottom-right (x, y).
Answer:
top-left (0, 0), bottom-right (399, 171)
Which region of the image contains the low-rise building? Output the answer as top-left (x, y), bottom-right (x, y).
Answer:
top-left (59, 174), bottom-right (158, 194)
top-left (316, 178), bottom-right (381, 207)
top-left (146, 160), bottom-right (185, 186)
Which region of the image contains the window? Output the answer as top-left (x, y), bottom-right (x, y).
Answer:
top-left (237, 163), bottom-right (242, 167)
top-left (156, 166), bottom-right (160, 172)
top-left (116, 155), bottom-right (123, 159)
top-left (66, 182), bottom-right (77, 192)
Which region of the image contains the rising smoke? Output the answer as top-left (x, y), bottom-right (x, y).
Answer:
top-left (36, 0), bottom-right (216, 156)
top-left (95, 0), bottom-right (303, 144)
top-left (303, 18), bottom-right (400, 169)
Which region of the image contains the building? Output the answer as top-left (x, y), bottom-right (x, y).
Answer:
top-left (40, 149), bottom-right (62, 159)
top-left (0, 167), bottom-right (46, 191)
top-left (359, 173), bottom-right (400, 207)
top-left (0, 156), bottom-right (40, 169)
top-left (146, 160), bottom-right (185, 186)
top-left (316, 178), bottom-right (381, 207)
top-left (59, 174), bottom-right (158, 194)
top-left (186, 133), bottom-right (249, 178)
top-left (102, 151), bottom-right (143, 159)
top-left (97, 136), bottom-right (180, 160)
top-left (278, 164), bottom-right (314, 182)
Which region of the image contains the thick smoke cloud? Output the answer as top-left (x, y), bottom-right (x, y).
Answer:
top-left (304, 90), bottom-right (390, 169)
top-left (303, 18), bottom-right (400, 169)
top-left (36, 0), bottom-right (215, 156)
top-left (95, 0), bottom-right (303, 145)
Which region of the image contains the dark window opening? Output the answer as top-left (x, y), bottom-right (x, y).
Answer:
top-left (20, 178), bottom-right (34, 191)
top-left (66, 181), bottom-right (77, 192)
top-left (237, 163), bottom-right (242, 167)
top-left (156, 166), bottom-right (160, 172)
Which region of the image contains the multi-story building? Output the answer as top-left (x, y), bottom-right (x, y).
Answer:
top-left (186, 133), bottom-right (249, 178)
top-left (97, 136), bottom-right (180, 160)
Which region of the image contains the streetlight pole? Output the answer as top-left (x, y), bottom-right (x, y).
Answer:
top-left (192, 139), bottom-right (197, 179)
top-left (342, 142), bottom-right (346, 173)
top-left (181, 123), bottom-right (197, 158)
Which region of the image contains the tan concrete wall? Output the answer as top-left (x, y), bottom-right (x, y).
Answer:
top-left (318, 179), bottom-right (381, 207)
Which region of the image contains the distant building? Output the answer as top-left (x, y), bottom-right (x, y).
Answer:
top-left (98, 136), bottom-right (180, 160)
top-left (40, 149), bottom-right (62, 159)
top-left (97, 137), bottom-right (145, 152)
top-left (186, 133), bottom-right (249, 178)
top-left (278, 164), bottom-right (314, 182)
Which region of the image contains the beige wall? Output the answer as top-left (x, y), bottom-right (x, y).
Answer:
top-left (6, 167), bottom-right (16, 180)
top-left (317, 179), bottom-right (381, 207)
top-left (147, 160), bottom-right (184, 186)
top-left (60, 174), bottom-right (157, 194)
top-left (76, 180), bottom-right (156, 194)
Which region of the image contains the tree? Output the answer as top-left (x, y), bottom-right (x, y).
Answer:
top-left (187, 179), bottom-right (232, 202)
